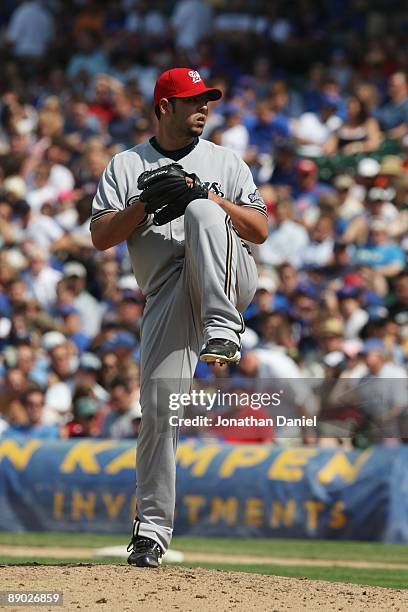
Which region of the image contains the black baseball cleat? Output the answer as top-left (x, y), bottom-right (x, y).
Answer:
top-left (127, 536), bottom-right (163, 568)
top-left (199, 338), bottom-right (241, 364)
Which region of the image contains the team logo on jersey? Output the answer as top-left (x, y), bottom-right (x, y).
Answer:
top-left (188, 70), bottom-right (202, 84)
top-left (248, 189), bottom-right (263, 205)
top-left (204, 182), bottom-right (225, 198)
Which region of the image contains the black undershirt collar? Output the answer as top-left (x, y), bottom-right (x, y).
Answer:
top-left (149, 136), bottom-right (199, 161)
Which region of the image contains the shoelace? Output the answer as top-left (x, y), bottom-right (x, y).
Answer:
top-left (127, 537), bottom-right (162, 556)
top-left (207, 339), bottom-right (235, 347)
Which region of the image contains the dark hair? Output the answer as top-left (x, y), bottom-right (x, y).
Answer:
top-left (322, 76), bottom-right (339, 87)
top-left (0, 190), bottom-right (11, 205)
top-left (111, 376), bottom-right (131, 392)
top-left (348, 95), bottom-right (370, 123)
top-left (278, 261), bottom-right (296, 273)
top-left (68, 93), bottom-right (87, 105)
top-left (394, 269), bottom-right (408, 282)
top-left (50, 135), bottom-right (69, 150)
top-left (22, 385), bottom-right (44, 406)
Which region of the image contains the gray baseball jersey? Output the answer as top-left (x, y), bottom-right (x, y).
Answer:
top-left (92, 137), bottom-right (264, 553)
top-left (92, 137), bottom-right (266, 297)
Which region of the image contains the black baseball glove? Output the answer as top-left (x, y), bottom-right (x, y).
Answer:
top-left (137, 163), bottom-right (208, 225)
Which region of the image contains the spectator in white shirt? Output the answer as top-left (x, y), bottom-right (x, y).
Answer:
top-left (171, 0), bottom-right (213, 52)
top-left (26, 162), bottom-right (58, 215)
top-left (22, 244), bottom-right (62, 311)
top-left (63, 261), bottom-right (103, 338)
top-left (220, 105), bottom-right (249, 157)
top-left (239, 347), bottom-right (318, 444)
top-left (337, 288), bottom-right (369, 339)
top-left (292, 97), bottom-right (342, 157)
top-left (125, 0), bottom-right (167, 38)
top-left (45, 138), bottom-right (75, 194)
top-left (332, 174), bottom-right (364, 223)
top-left (18, 200), bottom-right (64, 249)
top-left (355, 339), bottom-right (408, 442)
top-left (7, 0), bottom-right (55, 59)
top-left (300, 214), bottom-right (335, 268)
top-left (100, 377), bottom-right (142, 439)
top-left (258, 199), bottom-right (309, 269)
top-left (364, 187), bottom-right (399, 224)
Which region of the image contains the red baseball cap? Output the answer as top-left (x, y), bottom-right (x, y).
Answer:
top-left (153, 68), bottom-right (222, 106)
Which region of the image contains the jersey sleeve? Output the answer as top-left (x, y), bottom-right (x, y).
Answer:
top-left (91, 156), bottom-right (125, 224)
top-left (233, 158), bottom-right (267, 218)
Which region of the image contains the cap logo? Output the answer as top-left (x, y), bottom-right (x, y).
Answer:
top-left (188, 70), bottom-right (202, 84)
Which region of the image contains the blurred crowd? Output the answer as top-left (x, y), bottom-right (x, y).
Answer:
top-left (0, 0), bottom-right (407, 447)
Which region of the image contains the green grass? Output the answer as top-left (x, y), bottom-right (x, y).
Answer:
top-left (173, 536), bottom-right (408, 564)
top-left (0, 532), bottom-right (126, 548)
top-left (185, 562), bottom-right (408, 590)
top-left (0, 554), bottom-right (406, 590)
top-left (1, 532), bottom-right (408, 590)
top-left (1, 532), bottom-right (407, 565)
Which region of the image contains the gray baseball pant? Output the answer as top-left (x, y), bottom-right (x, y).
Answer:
top-left (133, 199), bottom-right (258, 552)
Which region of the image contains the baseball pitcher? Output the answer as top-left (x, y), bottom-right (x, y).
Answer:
top-left (91, 68), bottom-right (268, 567)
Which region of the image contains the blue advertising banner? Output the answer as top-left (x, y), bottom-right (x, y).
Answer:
top-left (0, 437), bottom-right (407, 541)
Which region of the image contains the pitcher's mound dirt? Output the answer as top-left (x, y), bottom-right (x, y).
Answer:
top-left (0, 564), bottom-right (405, 612)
